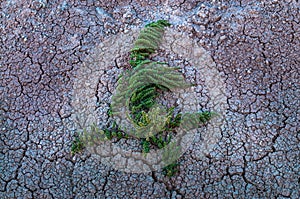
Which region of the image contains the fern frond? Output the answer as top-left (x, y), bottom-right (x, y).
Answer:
top-left (197, 111), bottom-right (215, 123)
top-left (134, 38), bottom-right (158, 50)
top-left (141, 26), bottom-right (164, 37)
top-left (146, 73), bottom-right (184, 89)
top-left (130, 20), bottom-right (170, 68)
top-left (145, 20), bottom-right (171, 28)
top-left (137, 32), bottom-right (161, 45)
top-left (129, 63), bottom-right (188, 88)
top-left (130, 86), bottom-right (156, 104)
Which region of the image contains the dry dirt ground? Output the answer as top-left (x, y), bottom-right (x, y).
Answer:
top-left (1, 0), bottom-right (299, 198)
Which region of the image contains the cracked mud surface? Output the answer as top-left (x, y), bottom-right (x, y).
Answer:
top-left (1, 0), bottom-right (299, 198)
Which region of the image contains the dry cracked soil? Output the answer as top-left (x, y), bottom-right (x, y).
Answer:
top-left (0, 0), bottom-right (299, 198)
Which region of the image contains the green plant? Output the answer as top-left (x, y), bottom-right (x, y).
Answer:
top-left (130, 20), bottom-right (171, 67)
top-left (141, 139), bottom-right (150, 154)
top-left (71, 136), bottom-right (84, 155)
top-left (94, 121), bottom-right (128, 141)
top-left (103, 128), bottom-right (126, 140)
top-left (127, 62), bottom-right (190, 125)
top-left (110, 20), bottom-right (216, 165)
top-left (73, 20), bottom-right (216, 175)
top-left (162, 162), bottom-right (179, 177)
top-left (141, 134), bottom-right (172, 154)
top-left (150, 134), bottom-right (171, 149)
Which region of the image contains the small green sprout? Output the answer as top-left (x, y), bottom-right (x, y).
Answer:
top-left (162, 162), bottom-right (179, 177)
top-left (71, 136), bottom-right (84, 155)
